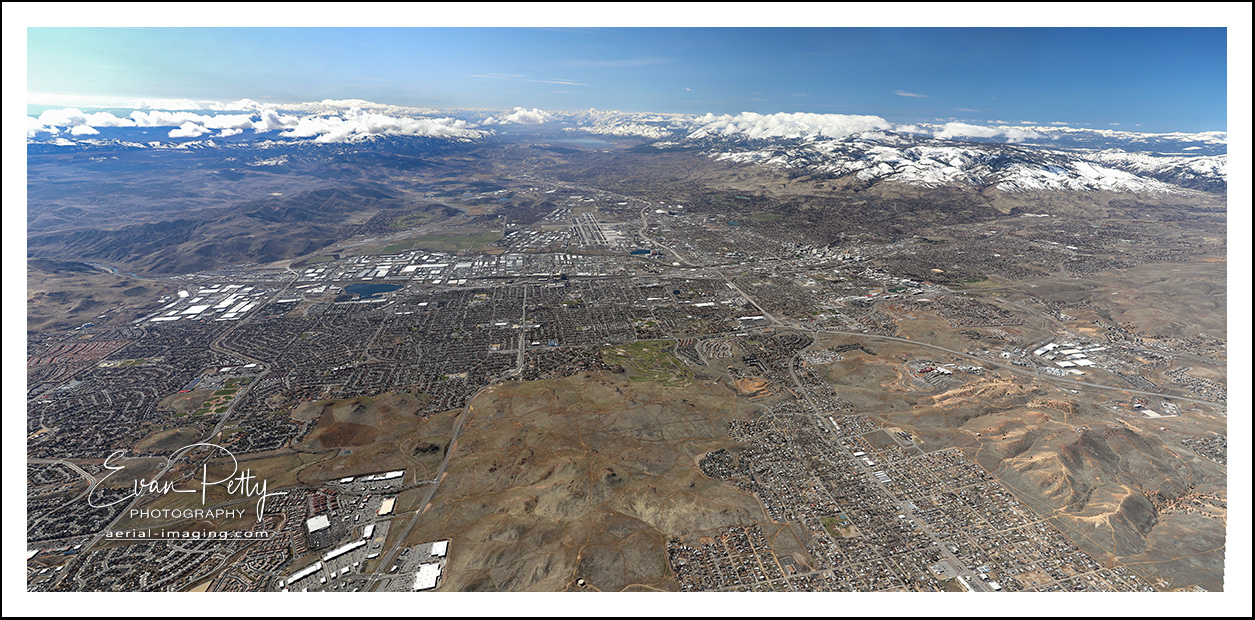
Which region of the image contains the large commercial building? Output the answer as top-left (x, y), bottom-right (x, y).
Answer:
top-left (412, 563), bottom-right (442, 591)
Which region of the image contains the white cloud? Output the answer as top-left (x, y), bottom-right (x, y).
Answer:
top-left (279, 115), bottom-right (349, 140)
top-left (278, 108), bottom-right (483, 143)
top-left (279, 99), bottom-right (439, 116)
top-left (36, 108), bottom-right (135, 128)
top-left (27, 116), bottom-right (59, 137)
top-left (130, 110), bottom-right (212, 127)
top-left (893, 90), bottom-right (929, 98)
top-left (497, 107), bottom-right (552, 125)
top-left (27, 100), bottom-right (483, 143)
top-left (131, 110), bottom-right (268, 133)
top-left (688, 112), bottom-right (894, 141)
top-left (935, 122), bottom-right (1043, 142)
top-left (168, 122), bottom-right (212, 138)
top-left (935, 123), bottom-right (1001, 139)
top-left (253, 109), bottom-right (301, 132)
top-left (208, 98), bottom-right (267, 111)
top-left (1049, 121), bottom-right (1069, 125)
top-left (201, 114), bottom-right (258, 130)
top-left (1001, 127), bottom-right (1045, 141)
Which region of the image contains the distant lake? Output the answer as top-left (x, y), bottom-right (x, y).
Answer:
top-left (552, 137), bottom-right (615, 147)
top-left (344, 283), bottom-right (401, 299)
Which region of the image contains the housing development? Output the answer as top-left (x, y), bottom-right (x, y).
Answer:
top-left (26, 136), bottom-right (1229, 592)
top-left (19, 23), bottom-right (1238, 603)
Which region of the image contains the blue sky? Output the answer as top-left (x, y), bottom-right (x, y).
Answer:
top-left (27, 27), bottom-right (1228, 132)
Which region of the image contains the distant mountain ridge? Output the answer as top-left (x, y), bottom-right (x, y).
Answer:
top-left (700, 139), bottom-right (1227, 195)
top-left (31, 111), bottom-right (1227, 196)
top-left (26, 184), bottom-right (459, 275)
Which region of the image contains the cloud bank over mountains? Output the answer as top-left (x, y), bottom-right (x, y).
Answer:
top-left (934, 122), bottom-right (1044, 142)
top-left (27, 101), bottom-right (481, 142)
top-left (685, 112), bottom-right (895, 141)
top-left (482, 107), bottom-right (553, 125)
top-left (26, 98), bottom-right (1227, 155)
top-left (25, 98), bottom-right (1226, 197)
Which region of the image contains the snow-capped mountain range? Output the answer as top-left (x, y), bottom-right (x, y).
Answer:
top-left (572, 112), bottom-right (1227, 195)
top-left (705, 139), bottom-right (1227, 195)
top-left (28, 104), bottom-right (1226, 195)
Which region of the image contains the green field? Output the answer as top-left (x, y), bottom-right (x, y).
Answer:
top-left (413, 232), bottom-right (502, 251)
top-left (391, 211), bottom-right (442, 230)
top-left (361, 231), bottom-right (502, 255)
top-left (745, 212), bottom-right (782, 222)
top-left (821, 515), bottom-right (854, 539)
top-left (602, 340), bottom-right (694, 386)
top-left (370, 239), bottom-right (419, 254)
top-left (191, 380), bottom-right (248, 415)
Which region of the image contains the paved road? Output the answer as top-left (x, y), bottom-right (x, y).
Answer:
top-left (638, 206), bottom-right (697, 267)
top-left (365, 385), bottom-right (488, 590)
top-left (717, 270), bottom-right (778, 325)
top-left (27, 458), bottom-right (103, 516)
top-left (785, 346), bottom-right (992, 592)
top-left (28, 458), bottom-right (98, 486)
top-left (45, 278), bottom-right (302, 587)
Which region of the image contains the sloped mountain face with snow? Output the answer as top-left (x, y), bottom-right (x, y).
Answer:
top-left (28, 104), bottom-right (1226, 195)
top-left (1085, 149), bottom-right (1228, 194)
top-left (705, 137), bottom-right (1224, 195)
top-left (560, 111), bottom-right (1227, 195)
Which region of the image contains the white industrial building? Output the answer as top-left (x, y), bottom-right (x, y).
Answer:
top-left (431, 540), bottom-right (449, 557)
top-left (306, 514), bottom-right (330, 533)
top-left (378, 497), bottom-right (396, 516)
top-left (322, 540), bottom-right (366, 562)
top-left (286, 561), bottom-right (323, 586)
top-left (412, 563), bottom-right (442, 591)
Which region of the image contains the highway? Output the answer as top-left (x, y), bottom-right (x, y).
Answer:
top-left (364, 385), bottom-right (487, 590)
top-left (784, 341), bottom-right (992, 592)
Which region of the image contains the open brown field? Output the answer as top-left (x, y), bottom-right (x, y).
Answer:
top-left (133, 427), bottom-right (202, 453)
top-left (27, 259), bottom-right (171, 332)
top-left (293, 392), bottom-right (459, 484)
top-left (398, 371), bottom-right (766, 591)
top-left (813, 333), bottom-right (1228, 591)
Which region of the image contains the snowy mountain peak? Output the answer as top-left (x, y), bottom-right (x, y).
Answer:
top-left (708, 138), bottom-right (1222, 195)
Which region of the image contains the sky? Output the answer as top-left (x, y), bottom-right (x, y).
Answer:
top-left (25, 26), bottom-right (1230, 132)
